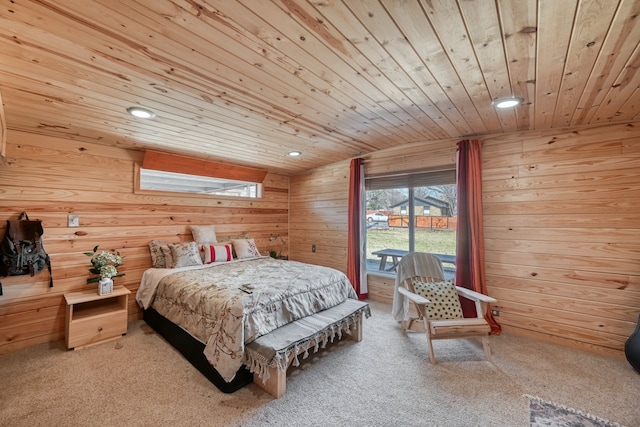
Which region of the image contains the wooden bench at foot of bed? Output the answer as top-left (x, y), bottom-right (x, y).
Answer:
top-left (245, 298), bottom-right (370, 398)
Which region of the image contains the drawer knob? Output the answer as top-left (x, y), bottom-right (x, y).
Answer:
top-left (98, 327), bottom-right (103, 332)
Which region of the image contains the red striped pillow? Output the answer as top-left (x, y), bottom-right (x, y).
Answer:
top-left (202, 244), bottom-right (233, 264)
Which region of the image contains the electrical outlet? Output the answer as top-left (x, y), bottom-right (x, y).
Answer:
top-left (311, 244), bottom-right (316, 253)
top-left (491, 309), bottom-right (500, 317)
top-left (68, 214), bottom-right (80, 227)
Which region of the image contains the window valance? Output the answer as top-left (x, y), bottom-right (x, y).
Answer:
top-left (365, 166), bottom-right (455, 190)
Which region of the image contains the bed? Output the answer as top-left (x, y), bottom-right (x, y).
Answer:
top-left (136, 255), bottom-right (369, 397)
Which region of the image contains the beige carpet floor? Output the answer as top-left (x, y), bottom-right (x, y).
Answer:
top-left (0, 300), bottom-right (638, 427)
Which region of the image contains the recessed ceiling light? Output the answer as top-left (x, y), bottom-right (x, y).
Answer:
top-left (492, 97), bottom-right (523, 109)
top-left (127, 107), bottom-right (156, 119)
top-left (288, 151), bottom-right (301, 157)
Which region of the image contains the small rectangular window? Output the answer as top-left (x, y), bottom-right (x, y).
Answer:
top-left (139, 168), bottom-right (260, 198)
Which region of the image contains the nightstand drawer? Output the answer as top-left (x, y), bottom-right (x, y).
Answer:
top-left (67, 310), bottom-right (127, 349)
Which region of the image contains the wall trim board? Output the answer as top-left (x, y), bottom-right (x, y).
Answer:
top-left (142, 150), bottom-right (268, 183)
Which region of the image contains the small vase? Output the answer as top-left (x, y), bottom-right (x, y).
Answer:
top-left (98, 278), bottom-right (113, 296)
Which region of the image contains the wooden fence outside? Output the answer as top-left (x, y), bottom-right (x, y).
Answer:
top-left (388, 215), bottom-right (457, 230)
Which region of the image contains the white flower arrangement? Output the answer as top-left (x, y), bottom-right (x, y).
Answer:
top-left (85, 245), bottom-right (124, 283)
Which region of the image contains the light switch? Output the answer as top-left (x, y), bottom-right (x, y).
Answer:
top-left (68, 214), bottom-right (80, 227)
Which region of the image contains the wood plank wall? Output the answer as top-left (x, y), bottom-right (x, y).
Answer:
top-left (289, 160), bottom-right (350, 273)
top-left (483, 122), bottom-right (640, 358)
top-left (290, 122), bottom-right (640, 357)
top-left (0, 130), bottom-right (289, 355)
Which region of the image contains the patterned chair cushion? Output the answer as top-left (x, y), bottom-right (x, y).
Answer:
top-left (412, 279), bottom-right (463, 320)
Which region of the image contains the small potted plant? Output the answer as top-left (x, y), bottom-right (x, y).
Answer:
top-left (85, 245), bottom-right (124, 295)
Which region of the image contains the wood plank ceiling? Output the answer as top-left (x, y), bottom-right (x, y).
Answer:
top-left (0, 0), bottom-right (638, 175)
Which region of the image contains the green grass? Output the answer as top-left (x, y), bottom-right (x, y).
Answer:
top-left (365, 228), bottom-right (456, 263)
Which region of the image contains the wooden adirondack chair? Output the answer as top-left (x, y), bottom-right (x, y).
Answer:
top-left (395, 252), bottom-right (496, 364)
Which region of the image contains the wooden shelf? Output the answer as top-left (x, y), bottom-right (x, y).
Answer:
top-left (72, 299), bottom-right (126, 321)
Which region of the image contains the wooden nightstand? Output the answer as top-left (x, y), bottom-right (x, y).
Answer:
top-left (64, 286), bottom-right (131, 350)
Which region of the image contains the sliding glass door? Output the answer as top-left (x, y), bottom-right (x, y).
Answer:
top-left (364, 168), bottom-right (457, 275)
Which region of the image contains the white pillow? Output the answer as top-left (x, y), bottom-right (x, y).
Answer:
top-left (201, 243), bottom-right (233, 264)
top-left (190, 225), bottom-right (218, 244)
top-left (169, 242), bottom-right (203, 268)
top-left (231, 238), bottom-right (261, 259)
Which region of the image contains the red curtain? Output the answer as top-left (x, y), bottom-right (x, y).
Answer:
top-left (348, 158), bottom-right (367, 299)
top-left (456, 140), bottom-right (500, 334)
